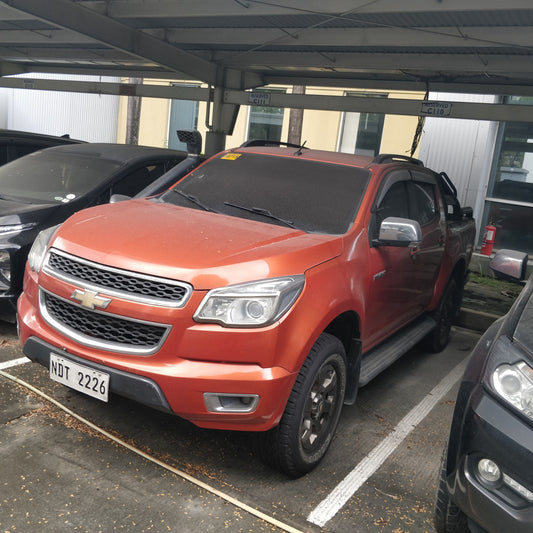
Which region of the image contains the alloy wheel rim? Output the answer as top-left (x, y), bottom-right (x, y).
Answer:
top-left (300, 360), bottom-right (340, 452)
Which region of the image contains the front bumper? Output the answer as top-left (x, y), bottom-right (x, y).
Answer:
top-left (448, 387), bottom-right (533, 533)
top-left (21, 333), bottom-right (296, 431)
top-left (18, 288), bottom-right (297, 432)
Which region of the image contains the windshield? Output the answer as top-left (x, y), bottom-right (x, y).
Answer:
top-left (161, 152), bottom-right (370, 234)
top-left (0, 150), bottom-right (122, 204)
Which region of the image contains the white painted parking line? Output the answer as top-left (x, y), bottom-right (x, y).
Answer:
top-left (307, 358), bottom-right (467, 527)
top-left (0, 357), bottom-right (30, 370)
top-left (0, 369), bottom-right (305, 533)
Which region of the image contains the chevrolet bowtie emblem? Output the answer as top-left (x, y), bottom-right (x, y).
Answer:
top-left (71, 289), bottom-right (112, 310)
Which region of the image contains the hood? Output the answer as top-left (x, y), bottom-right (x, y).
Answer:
top-left (52, 199), bottom-right (343, 289)
top-left (0, 198), bottom-right (58, 226)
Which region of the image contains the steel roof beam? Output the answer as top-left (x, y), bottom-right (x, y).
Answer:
top-left (225, 89), bottom-right (533, 123)
top-left (158, 26), bottom-right (533, 50)
top-left (0, 75), bottom-right (210, 100)
top-left (262, 75), bottom-right (533, 98)
top-left (217, 52), bottom-right (533, 75)
top-left (78, 0), bottom-right (533, 18)
top-left (2, 0), bottom-right (221, 84)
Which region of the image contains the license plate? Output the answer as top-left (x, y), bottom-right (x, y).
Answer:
top-left (50, 353), bottom-right (109, 402)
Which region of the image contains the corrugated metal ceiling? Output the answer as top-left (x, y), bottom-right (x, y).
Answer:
top-left (0, 0), bottom-right (532, 95)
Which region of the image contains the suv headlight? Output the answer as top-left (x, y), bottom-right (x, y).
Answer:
top-left (0, 222), bottom-right (36, 236)
top-left (28, 225), bottom-right (61, 273)
top-left (493, 361), bottom-right (533, 422)
top-left (194, 276), bottom-right (305, 327)
top-left (0, 250), bottom-right (10, 282)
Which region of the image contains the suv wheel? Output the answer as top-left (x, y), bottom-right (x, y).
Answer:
top-left (257, 333), bottom-right (346, 477)
top-left (434, 444), bottom-right (469, 533)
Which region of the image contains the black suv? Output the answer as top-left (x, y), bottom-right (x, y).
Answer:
top-left (435, 250), bottom-right (532, 533)
top-left (0, 141), bottom-right (201, 321)
top-left (0, 129), bottom-right (83, 165)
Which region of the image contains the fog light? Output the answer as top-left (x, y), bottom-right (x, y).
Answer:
top-left (478, 458), bottom-right (501, 484)
top-left (203, 393), bottom-right (259, 413)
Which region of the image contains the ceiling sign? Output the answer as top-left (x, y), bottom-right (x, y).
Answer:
top-left (420, 101), bottom-right (452, 117)
top-left (248, 92), bottom-right (271, 106)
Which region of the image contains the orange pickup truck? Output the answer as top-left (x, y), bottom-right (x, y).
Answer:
top-left (18, 145), bottom-right (475, 476)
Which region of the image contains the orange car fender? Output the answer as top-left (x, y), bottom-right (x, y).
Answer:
top-left (271, 257), bottom-right (363, 374)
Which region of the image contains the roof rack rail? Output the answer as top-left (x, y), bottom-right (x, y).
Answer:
top-left (439, 171), bottom-right (457, 198)
top-left (240, 139), bottom-right (305, 149)
top-left (371, 154), bottom-right (424, 167)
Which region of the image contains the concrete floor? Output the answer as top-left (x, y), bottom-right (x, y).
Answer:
top-left (1, 320), bottom-right (480, 533)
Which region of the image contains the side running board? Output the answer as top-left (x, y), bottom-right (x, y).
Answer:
top-left (359, 316), bottom-right (436, 386)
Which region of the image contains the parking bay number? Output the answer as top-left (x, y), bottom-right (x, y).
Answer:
top-left (50, 353), bottom-right (109, 402)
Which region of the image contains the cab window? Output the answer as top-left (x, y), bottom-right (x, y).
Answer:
top-left (409, 181), bottom-right (438, 226)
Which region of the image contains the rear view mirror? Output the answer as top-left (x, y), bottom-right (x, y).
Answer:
top-left (490, 249), bottom-right (528, 282)
top-left (376, 217), bottom-right (422, 247)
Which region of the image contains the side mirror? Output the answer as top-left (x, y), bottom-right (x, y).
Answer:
top-left (490, 249), bottom-right (528, 282)
top-left (461, 206), bottom-right (473, 219)
top-left (375, 217), bottom-right (422, 247)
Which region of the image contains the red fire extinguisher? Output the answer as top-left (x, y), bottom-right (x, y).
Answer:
top-left (480, 224), bottom-right (497, 256)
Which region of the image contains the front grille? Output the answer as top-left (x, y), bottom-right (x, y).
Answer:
top-left (44, 250), bottom-right (191, 307)
top-left (41, 291), bottom-right (170, 354)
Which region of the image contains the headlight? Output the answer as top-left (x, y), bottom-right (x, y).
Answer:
top-left (0, 222), bottom-right (36, 236)
top-left (493, 361), bottom-right (533, 422)
top-left (0, 250), bottom-right (10, 282)
top-left (27, 224), bottom-right (61, 273)
top-left (194, 276), bottom-right (305, 327)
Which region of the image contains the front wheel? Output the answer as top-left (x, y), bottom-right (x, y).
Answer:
top-left (257, 333), bottom-right (347, 477)
top-left (434, 444), bottom-right (469, 533)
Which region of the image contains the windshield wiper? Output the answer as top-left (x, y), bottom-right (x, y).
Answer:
top-left (173, 189), bottom-right (219, 213)
top-left (224, 201), bottom-right (296, 228)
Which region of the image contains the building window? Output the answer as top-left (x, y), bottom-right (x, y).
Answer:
top-left (483, 96), bottom-right (533, 254)
top-left (338, 93), bottom-right (387, 156)
top-left (247, 89), bottom-right (285, 143)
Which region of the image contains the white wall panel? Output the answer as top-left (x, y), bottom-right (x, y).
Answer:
top-left (418, 93), bottom-right (499, 231)
top-left (1, 73), bottom-right (119, 142)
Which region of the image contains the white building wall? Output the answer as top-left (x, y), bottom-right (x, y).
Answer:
top-left (0, 73), bottom-right (120, 142)
top-left (418, 93), bottom-right (500, 236)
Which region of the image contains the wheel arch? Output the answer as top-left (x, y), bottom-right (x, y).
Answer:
top-left (324, 310), bottom-right (362, 405)
top-left (449, 258), bottom-right (467, 314)
top-left (431, 257), bottom-right (468, 312)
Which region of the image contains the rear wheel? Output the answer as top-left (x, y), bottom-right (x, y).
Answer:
top-left (424, 278), bottom-right (461, 353)
top-left (434, 444), bottom-right (469, 533)
top-left (257, 333), bottom-right (347, 477)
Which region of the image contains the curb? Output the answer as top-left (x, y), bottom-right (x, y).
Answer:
top-left (454, 307), bottom-right (500, 333)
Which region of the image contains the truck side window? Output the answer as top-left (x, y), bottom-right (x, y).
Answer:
top-left (377, 181), bottom-right (410, 224)
top-left (409, 181), bottom-right (437, 226)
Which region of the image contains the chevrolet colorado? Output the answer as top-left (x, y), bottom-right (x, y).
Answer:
top-left (18, 145), bottom-right (475, 476)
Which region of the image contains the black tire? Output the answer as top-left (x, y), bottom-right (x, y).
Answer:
top-left (424, 278), bottom-right (461, 353)
top-left (257, 333), bottom-right (347, 477)
top-left (434, 444), bottom-right (468, 533)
